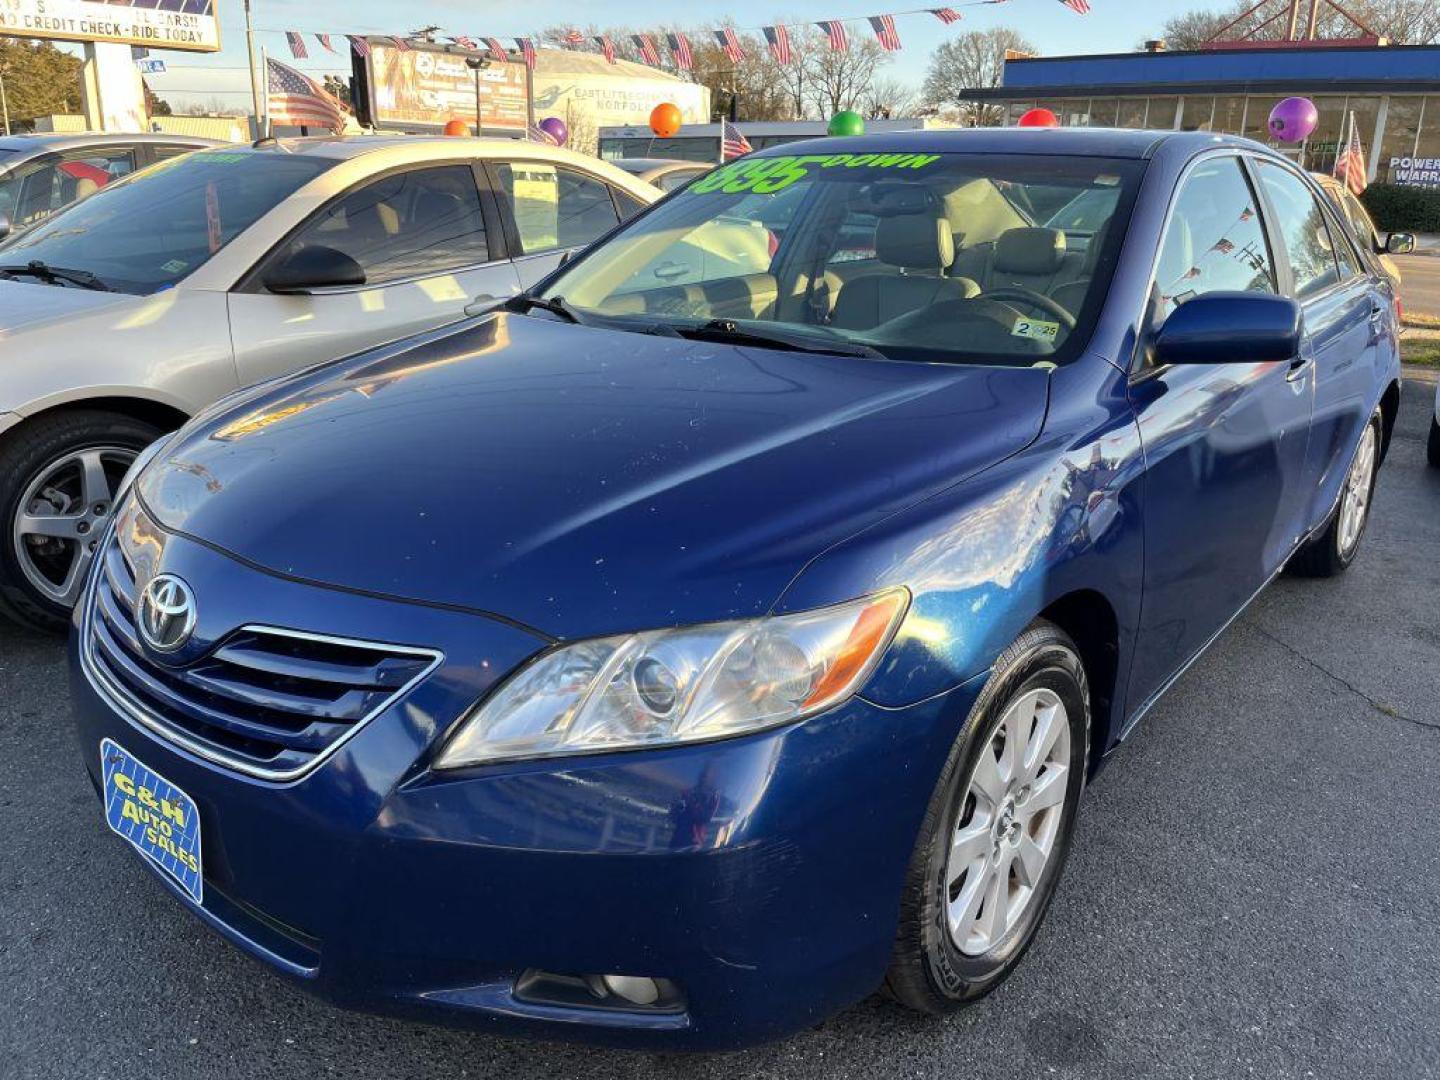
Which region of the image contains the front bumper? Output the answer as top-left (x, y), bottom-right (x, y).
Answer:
top-left (71, 526), bottom-right (983, 1050)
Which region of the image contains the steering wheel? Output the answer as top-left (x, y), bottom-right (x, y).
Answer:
top-left (977, 286), bottom-right (1077, 331)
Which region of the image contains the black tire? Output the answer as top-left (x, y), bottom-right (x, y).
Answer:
top-left (0, 410), bottom-right (162, 633)
top-left (885, 620), bottom-right (1089, 1013)
top-left (1289, 409), bottom-right (1382, 578)
top-left (1428, 415), bottom-right (1440, 470)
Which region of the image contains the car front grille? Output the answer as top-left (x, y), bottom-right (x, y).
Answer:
top-left (83, 529), bottom-right (442, 782)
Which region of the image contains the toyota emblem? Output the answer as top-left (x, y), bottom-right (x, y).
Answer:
top-left (136, 574), bottom-right (197, 653)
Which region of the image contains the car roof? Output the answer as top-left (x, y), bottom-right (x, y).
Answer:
top-left (242, 134), bottom-right (583, 161)
top-left (0, 132), bottom-right (222, 156)
top-left (613, 158), bottom-right (709, 172)
top-left (754, 126), bottom-right (1272, 160)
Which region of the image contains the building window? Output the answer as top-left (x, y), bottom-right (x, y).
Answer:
top-left (1089, 99), bottom-right (1118, 127)
top-left (1178, 96), bottom-right (1215, 132)
top-left (1412, 97), bottom-right (1440, 176)
top-left (1242, 96), bottom-right (1286, 141)
top-left (1212, 95), bottom-right (1245, 135)
top-left (1378, 96), bottom-right (1426, 183)
top-left (1147, 97), bottom-right (1180, 130)
top-left (1116, 99), bottom-right (1147, 128)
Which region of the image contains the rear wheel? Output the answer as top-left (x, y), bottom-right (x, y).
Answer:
top-left (0, 411), bottom-right (161, 632)
top-left (886, 621), bottom-right (1089, 1012)
top-left (1289, 410), bottom-right (1381, 578)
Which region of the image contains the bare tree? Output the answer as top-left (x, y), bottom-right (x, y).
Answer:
top-left (806, 36), bottom-right (887, 117)
top-left (860, 77), bottom-right (916, 120)
top-left (922, 27), bottom-right (1036, 127)
top-left (1158, 0), bottom-right (1440, 48)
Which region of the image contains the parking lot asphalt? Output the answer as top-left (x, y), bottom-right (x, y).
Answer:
top-left (3, 390), bottom-right (1438, 1080)
top-left (1395, 254), bottom-right (1440, 318)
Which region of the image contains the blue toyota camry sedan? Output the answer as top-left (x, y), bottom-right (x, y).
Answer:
top-left (71, 129), bottom-right (1400, 1049)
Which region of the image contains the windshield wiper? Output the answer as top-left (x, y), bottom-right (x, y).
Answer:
top-left (503, 293), bottom-right (586, 325)
top-left (674, 319), bottom-right (884, 359)
top-left (0, 260), bottom-right (112, 291)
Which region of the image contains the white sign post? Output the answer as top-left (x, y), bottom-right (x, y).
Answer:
top-left (81, 41), bottom-right (148, 133)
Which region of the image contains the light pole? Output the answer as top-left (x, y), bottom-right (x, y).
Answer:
top-left (0, 66), bottom-right (10, 137)
top-left (244, 0), bottom-right (263, 138)
top-left (464, 54), bottom-right (488, 136)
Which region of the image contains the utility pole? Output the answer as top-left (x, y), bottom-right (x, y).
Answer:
top-left (244, 0), bottom-right (263, 139)
top-left (0, 66), bottom-right (9, 136)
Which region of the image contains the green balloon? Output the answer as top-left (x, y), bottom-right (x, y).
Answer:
top-left (828, 110), bottom-right (865, 137)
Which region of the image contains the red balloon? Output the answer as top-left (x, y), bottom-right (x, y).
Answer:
top-left (442, 119), bottom-right (470, 137)
top-left (1018, 108), bottom-right (1059, 128)
top-left (650, 102), bottom-right (682, 138)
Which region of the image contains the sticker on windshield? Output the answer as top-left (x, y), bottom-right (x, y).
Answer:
top-left (686, 152), bottom-right (942, 196)
top-left (195, 152), bottom-right (247, 164)
top-left (1012, 319), bottom-right (1060, 342)
top-left (160, 259), bottom-right (188, 274)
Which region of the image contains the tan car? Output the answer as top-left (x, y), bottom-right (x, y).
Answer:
top-left (1310, 172), bottom-right (1414, 290)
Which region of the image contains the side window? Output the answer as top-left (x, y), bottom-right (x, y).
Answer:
top-left (493, 163), bottom-right (620, 253)
top-left (612, 187), bottom-right (647, 221)
top-left (1324, 207), bottom-right (1363, 280)
top-left (1341, 190), bottom-right (1381, 253)
top-left (277, 165), bottom-right (488, 287)
top-left (152, 145), bottom-right (199, 164)
top-left (1255, 162), bottom-right (1341, 300)
top-left (4, 148), bottom-right (136, 227)
top-left (1154, 156), bottom-right (1275, 323)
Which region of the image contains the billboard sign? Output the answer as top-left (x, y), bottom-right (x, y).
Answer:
top-left (0, 0), bottom-right (221, 53)
top-left (1389, 157), bottom-right (1440, 190)
top-left (354, 40), bottom-right (530, 134)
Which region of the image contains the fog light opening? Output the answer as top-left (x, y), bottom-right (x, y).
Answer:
top-left (514, 968), bottom-right (686, 1013)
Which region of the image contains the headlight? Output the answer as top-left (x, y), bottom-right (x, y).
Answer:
top-left (435, 589), bottom-right (909, 768)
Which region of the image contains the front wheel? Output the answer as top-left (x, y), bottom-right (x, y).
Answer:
top-left (0, 410), bottom-right (162, 632)
top-left (1289, 409), bottom-right (1381, 578)
top-left (885, 621), bottom-right (1089, 1012)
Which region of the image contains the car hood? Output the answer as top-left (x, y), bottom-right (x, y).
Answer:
top-left (0, 278), bottom-right (135, 334)
top-left (139, 314), bottom-right (1050, 639)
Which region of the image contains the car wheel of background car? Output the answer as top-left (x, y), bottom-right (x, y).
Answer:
top-left (885, 620), bottom-right (1089, 1013)
top-left (1427, 416), bottom-right (1440, 469)
top-left (1289, 409), bottom-right (1382, 578)
top-left (0, 410), bottom-right (162, 632)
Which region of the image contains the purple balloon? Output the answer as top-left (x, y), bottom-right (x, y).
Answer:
top-left (538, 116), bottom-right (568, 146)
top-left (1268, 97), bottom-right (1318, 143)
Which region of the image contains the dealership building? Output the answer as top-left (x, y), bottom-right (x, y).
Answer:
top-left (966, 43), bottom-right (1440, 188)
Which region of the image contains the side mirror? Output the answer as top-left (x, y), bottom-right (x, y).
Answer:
top-left (0, 214), bottom-right (12, 242)
top-left (1154, 291), bottom-right (1302, 366)
top-left (1385, 232), bottom-right (1416, 255)
top-left (263, 244), bottom-right (366, 294)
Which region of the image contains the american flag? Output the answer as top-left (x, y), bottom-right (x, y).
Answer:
top-left (596, 35), bottom-right (617, 64)
top-left (347, 35), bottom-right (371, 58)
top-left (453, 35), bottom-right (477, 51)
top-left (721, 119), bottom-right (752, 161)
top-left (930, 8), bottom-right (963, 24)
top-left (285, 31), bottom-right (308, 59)
top-left (667, 32), bottom-right (693, 71)
top-left (316, 34), bottom-right (336, 53)
top-left (1059, 0), bottom-right (1091, 13)
top-left (515, 37), bottom-right (537, 69)
top-left (527, 120), bottom-right (559, 146)
top-left (817, 20), bottom-right (849, 52)
top-left (868, 14), bottom-right (902, 51)
top-left (633, 33), bottom-right (662, 66)
top-left (486, 37), bottom-right (508, 62)
top-left (266, 56), bottom-right (347, 134)
top-left (1334, 111), bottom-right (1368, 194)
top-left (1211, 238), bottom-right (1235, 254)
top-left (563, 29), bottom-right (584, 47)
top-left (763, 25), bottom-right (792, 65)
top-left (715, 28), bottom-right (746, 63)
top-left (391, 36), bottom-right (412, 52)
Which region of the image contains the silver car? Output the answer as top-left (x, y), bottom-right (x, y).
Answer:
top-left (0, 135), bottom-right (658, 630)
top-left (0, 132), bottom-right (222, 237)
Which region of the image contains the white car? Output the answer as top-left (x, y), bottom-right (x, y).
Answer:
top-left (0, 135), bottom-right (657, 630)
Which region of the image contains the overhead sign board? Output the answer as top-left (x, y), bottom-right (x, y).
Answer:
top-left (353, 40), bottom-right (530, 134)
top-left (0, 0), bottom-right (221, 53)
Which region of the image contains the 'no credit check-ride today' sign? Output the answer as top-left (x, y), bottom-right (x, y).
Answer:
top-left (0, 0), bottom-right (222, 54)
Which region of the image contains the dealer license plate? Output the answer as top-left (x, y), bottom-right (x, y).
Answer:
top-left (101, 738), bottom-right (203, 904)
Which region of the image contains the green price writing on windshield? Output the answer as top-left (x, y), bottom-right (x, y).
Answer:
top-left (688, 152), bottom-right (942, 196)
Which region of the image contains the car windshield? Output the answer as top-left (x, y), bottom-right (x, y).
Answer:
top-left (0, 149), bottom-right (337, 295)
top-left (541, 151), bottom-right (1142, 366)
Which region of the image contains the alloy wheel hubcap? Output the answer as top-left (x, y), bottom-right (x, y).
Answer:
top-left (945, 687), bottom-right (1070, 957)
top-left (1337, 424), bottom-right (1377, 559)
top-left (12, 446), bottom-right (133, 606)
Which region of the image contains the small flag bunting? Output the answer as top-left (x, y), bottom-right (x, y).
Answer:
top-left (317, 33), bottom-right (336, 53)
top-left (595, 35), bottom-right (616, 64)
top-left (633, 33), bottom-right (662, 66)
top-left (715, 27), bottom-right (745, 63)
top-left (667, 32), bottom-right (693, 71)
top-left (486, 37), bottom-right (508, 62)
top-left (347, 35), bottom-right (371, 58)
top-left (1060, 0), bottom-right (1091, 12)
top-left (817, 20), bottom-right (849, 52)
top-left (516, 37), bottom-right (536, 69)
top-left (930, 8), bottom-right (963, 24)
top-left (869, 14), bottom-right (902, 51)
top-left (285, 31), bottom-right (308, 59)
top-left (763, 25), bottom-right (792, 65)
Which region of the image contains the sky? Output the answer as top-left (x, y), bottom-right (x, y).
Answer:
top-left (139, 0), bottom-right (1213, 112)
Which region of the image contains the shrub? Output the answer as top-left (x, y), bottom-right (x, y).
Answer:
top-left (1361, 184), bottom-right (1440, 234)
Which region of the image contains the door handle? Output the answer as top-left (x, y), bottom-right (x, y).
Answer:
top-left (652, 261), bottom-right (689, 281)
